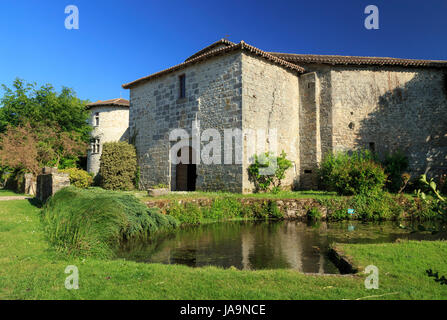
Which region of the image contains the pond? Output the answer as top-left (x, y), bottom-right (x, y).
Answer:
top-left (118, 220), bottom-right (447, 274)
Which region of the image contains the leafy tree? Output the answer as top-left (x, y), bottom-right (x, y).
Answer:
top-left (0, 78), bottom-right (91, 142)
top-left (0, 122), bottom-right (87, 175)
top-left (0, 78), bottom-right (91, 174)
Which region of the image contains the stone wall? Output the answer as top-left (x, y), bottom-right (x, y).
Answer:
top-left (145, 197), bottom-right (326, 220)
top-left (329, 66), bottom-right (447, 178)
top-left (87, 106), bottom-right (129, 175)
top-left (130, 52), bottom-right (244, 192)
top-left (23, 173), bottom-right (36, 196)
top-left (241, 53), bottom-right (300, 193)
top-left (36, 167), bottom-right (70, 202)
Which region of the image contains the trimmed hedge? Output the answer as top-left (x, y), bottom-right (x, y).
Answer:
top-left (98, 141), bottom-right (137, 190)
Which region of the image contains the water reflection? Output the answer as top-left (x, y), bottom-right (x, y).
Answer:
top-left (118, 220), bottom-right (446, 274)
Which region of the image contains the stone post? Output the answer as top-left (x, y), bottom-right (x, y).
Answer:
top-left (36, 167), bottom-right (70, 202)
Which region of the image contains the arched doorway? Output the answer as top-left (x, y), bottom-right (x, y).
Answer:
top-left (176, 146), bottom-right (197, 191)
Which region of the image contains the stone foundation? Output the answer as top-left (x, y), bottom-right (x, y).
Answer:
top-left (145, 197), bottom-right (327, 220)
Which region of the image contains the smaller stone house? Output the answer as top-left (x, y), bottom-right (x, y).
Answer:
top-left (86, 98), bottom-right (130, 175)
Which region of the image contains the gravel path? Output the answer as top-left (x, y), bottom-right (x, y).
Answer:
top-left (0, 196), bottom-right (32, 201)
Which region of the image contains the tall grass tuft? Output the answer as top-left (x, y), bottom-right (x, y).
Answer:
top-left (41, 187), bottom-right (179, 258)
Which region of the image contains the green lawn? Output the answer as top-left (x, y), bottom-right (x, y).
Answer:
top-left (0, 189), bottom-right (28, 197)
top-left (0, 199), bottom-right (446, 299)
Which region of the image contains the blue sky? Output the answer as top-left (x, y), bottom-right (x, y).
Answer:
top-left (0, 0), bottom-right (446, 102)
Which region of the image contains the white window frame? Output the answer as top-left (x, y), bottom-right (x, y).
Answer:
top-left (91, 138), bottom-right (100, 154)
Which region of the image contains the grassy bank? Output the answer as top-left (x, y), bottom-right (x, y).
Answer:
top-left (138, 190), bottom-right (339, 201)
top-left (1, 199), bottom-right (447, 299)
top-left (141, 190), bottom-right (442, 223)
top-left (41, 187), bottom-right (179, 258)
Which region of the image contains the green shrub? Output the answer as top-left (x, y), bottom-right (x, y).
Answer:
top-left (307, 207), bottom-right (322, 221)
top-left (41, 187), bottom-right (179, 258)
top-left (249, 200), bottom-right (283, 219)
top-left (4, 168), bottom-right (26, 193)
top-left (322, 191), bottom-right (404, 221)
top-left (60, 168), bottom-right (93, 188)
top-left (248, 151), bottom-right (292, 192)
top-left (202, 198), bottom-right (242, 220)
top-left (165, 202), bottom-right (203, 225)
top-left (165, 198), bottom-right (283, 224)
top-left (266, 201), bottom-right (283, 219)
top-left (382, 151), bottom-right (409, 193)
top-left (98, 142), bottom-right (137, 190)
top-left (318, 150), bottom-right (386, 196)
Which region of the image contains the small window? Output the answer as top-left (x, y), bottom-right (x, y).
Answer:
top-left (179, 74), bottom-right (186, 98)
top-left (94, 112), bottom-right (99, 126)
top-left (91, 138), bottom-right (100, 154)
top-left (369, 142), bottom-right (376, 152)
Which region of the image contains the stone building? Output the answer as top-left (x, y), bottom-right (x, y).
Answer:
top-left (121, 39), bottom-right (447, 193)
top-left (86, 98), bottom-right (129, 175)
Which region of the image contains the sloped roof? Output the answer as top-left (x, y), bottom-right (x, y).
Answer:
top-left (185, 38), bottom-right (235, 61)
top-left (122, 41), bottom-right (306, 89)
top-left (269, 52), bottom-right (447, 68)
top-left (86, 98), bottom-right (129, 109)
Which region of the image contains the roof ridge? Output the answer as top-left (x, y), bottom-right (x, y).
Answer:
top-left (269, 52), bottom-right (447, 67)
top-left (271, 51), bottom-right (447, 60)
top-left (185, 38), bottom-right (236, 62)
top-left (122, 41), bottom-right (305, 89)
top-left (86, 98), bottom-right (129, 109)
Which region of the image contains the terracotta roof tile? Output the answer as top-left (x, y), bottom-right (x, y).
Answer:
top-left (185, 39), bottom-right (235, 61)
top-left (122, 41), bottom-right (305, 89)
top-left (269, 52), bottom-right (447, 68)
top-left (86, 98), bottom-right (129, 109)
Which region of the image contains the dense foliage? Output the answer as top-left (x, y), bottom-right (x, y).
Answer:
top-left (59, 168), bottom-right (93, 188)
top-left (41, 187), bottom-right (179, 258)
top-left (98, 142), bottom-right (138, 190)
top-left (0, 78), bottom-right (91, 141)
top-left (0, 79), bottom-right (90, 175)
top-left (383, 151), bottom-right (409, 193)
top-left (0, 123), bottom-right (86, 175)
top-left (248, 151), bottom-right (293, 193)
top-left (318, 150), bottom-right (386, 196)
top-left (416, 174), bottom-right (446, 223)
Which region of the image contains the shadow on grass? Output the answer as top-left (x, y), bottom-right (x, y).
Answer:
top-left (27, 197), bottom-right (43, 208)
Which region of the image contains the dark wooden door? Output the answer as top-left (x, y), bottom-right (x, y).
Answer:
top-left (176, 147), bottom-right (196, 191)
